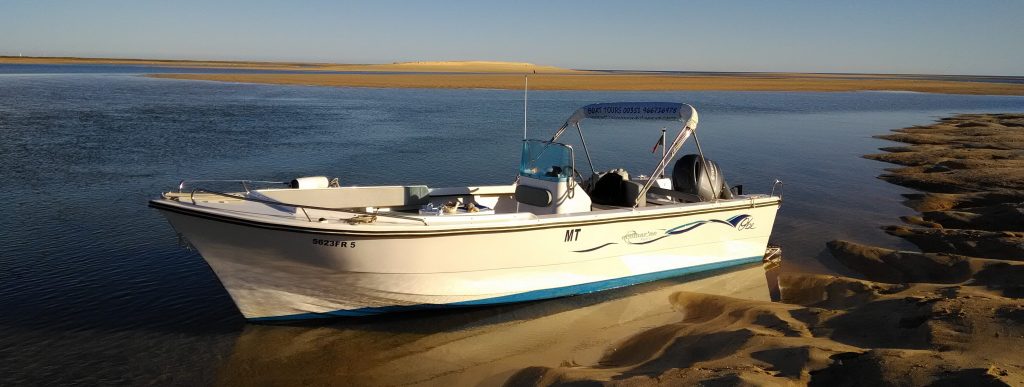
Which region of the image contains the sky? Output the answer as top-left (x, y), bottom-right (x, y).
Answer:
top-left (2, 0), bottom-right (1022, 75)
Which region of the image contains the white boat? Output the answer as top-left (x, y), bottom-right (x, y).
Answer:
top-left (151, 102), bottom-right (782, 321)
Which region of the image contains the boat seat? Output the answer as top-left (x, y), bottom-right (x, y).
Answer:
top-left (515, 185), bottom-right (552, 207)
top-left (623, 180), bottom-right (646, 207)
top-left (587, 169), bottom-right (649, 207)
top-left (648, 186), bottom-right (702, 203)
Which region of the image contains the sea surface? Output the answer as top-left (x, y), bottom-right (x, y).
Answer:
top-left (1, 64), bottom-right (1022, 385)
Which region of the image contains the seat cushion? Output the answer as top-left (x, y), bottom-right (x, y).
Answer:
top-left (515, 185), bottom-right (553, 207)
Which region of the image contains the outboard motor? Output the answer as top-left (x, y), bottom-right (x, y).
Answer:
top-left (672, 154), bottom-right (734, 201)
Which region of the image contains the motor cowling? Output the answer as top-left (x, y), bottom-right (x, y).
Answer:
top-left (672, 154), bottom-right (733, 201)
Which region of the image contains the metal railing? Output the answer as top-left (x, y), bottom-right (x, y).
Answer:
top-left (177, 179), bottom-right (289, 194)
top-left (174, 180), bottom-right (428, 225)
top-left (770, 179), bottom-right (784, 201)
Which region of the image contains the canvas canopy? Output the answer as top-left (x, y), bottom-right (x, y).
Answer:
top-left (550, 102), bottom-right (698, 141)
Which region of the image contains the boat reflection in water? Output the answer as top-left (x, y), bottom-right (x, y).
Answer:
top-left (215, 259), bottom-right (780, 386)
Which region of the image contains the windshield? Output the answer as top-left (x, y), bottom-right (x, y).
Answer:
top-left (519, 140), bottom-right (574, 182)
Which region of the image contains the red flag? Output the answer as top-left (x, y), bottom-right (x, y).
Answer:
top-left (651, 134), bottom-right (664, 153)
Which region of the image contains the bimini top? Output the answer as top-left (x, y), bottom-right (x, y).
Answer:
top-left (551, 102), bottom-right (698, 141)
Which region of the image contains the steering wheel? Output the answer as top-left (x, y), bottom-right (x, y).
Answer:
top-left (563, 165), bottom-right (589, 190)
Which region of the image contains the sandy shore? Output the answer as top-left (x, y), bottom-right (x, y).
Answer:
top-left (149, 73), bottom-right (1024, 95)
top-left (502, 114), bottom-right (1024, 386)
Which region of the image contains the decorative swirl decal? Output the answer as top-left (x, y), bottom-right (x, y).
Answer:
top-left (571, 242), bottom-right (618, 253)
top-left (572, 214), bottom-right (754, 253)
top-left (728, 214), bottom-right (755, 230)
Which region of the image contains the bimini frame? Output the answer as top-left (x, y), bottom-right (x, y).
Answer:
top-left (547, 102), bottom-right (716, 207)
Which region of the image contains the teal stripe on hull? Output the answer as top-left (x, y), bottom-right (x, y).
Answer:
top-left (249, 255), bottom-right (763, 322)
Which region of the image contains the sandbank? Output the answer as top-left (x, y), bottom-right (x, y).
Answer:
top-left (5, 56), bottom-right (1022, 94)
top-left (149, 73), bottom-right (1024, 95)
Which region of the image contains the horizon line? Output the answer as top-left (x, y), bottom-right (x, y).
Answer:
top-left (2, 55), bottom-right (1022, 78)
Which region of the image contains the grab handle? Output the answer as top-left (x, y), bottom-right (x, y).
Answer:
top-left (770, 179), bottom-right (784, 201)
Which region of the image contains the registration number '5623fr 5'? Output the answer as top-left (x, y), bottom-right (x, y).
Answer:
top-left (313, 239), bottom-right (356, 248)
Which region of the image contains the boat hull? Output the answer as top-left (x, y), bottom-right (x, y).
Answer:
top-left (155, 200), bottom-right (780, 321)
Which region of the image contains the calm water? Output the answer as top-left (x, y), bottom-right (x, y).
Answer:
top-left (1, 64), bottom-right (1022, 385)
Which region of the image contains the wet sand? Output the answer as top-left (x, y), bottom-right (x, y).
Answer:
top-left (503, 114), bottom-right (1024, 385)
top-left (150, 73), bottom-right (1024, 95)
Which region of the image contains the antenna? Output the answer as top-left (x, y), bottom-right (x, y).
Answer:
top-left (523, 75), bottom-right (528, 140)
top-left (515, 74), bottom-right (529, 213)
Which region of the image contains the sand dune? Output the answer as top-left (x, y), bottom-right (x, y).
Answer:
top-left (370, 61), bottom-right (574, 73)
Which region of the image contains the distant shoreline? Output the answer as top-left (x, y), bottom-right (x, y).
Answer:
top-left (0, 56), bottom-right (577, 73)
top-left (4, 56), bottom-right (1024, 95)
top-left (148, 73), bottom-right (1024, 95)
